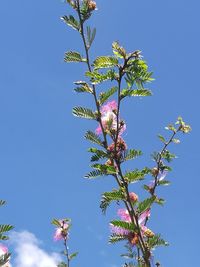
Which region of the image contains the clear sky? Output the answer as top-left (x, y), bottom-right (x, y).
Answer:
top-left (0, 0), bottom-right (199, 266)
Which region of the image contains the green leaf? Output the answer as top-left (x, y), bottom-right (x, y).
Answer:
top-left (100, 190), bottom-right (124, 213)
top-left (99, 86), bottom-right (118, 105)
top-left (93, 56), bottom-right (118, 70)
top-left (137, 196), bottom-right (156, 214)
top-left (172, 138), bottom-right (180, 144)
top-left (155, 198), bottom-right (165, 205)
top-left (88, 148), bottom-right (108, 162)
top-left (120, 89), bottom-right (152, 99)
top-left (124, 168), bottom-right (150, 183)
top-left (0, 234), bottom-right (9, 241)
top-left (91, 163), bottom-right (117, 175)
top-left (123, 149), bottom-right (142, 161)
top-left (125, 59), bottom-right (153, 89)
top-left (64, 51), bottom-right (86, 63)
top-left (109, 234), bottom-right (127, 244)
top-left (158, 180), bottom-right (171, 186)
top-left (72, 107), bottom-right (96, 120)
top-left (148, 234), bottom-right (169, 248)
top-left (84, 170), bottom-right (105, 179)
top-left (112, 41), bottom-right (126, 59)
top-left (110, 220), bottom-right (135, 231)
top-left (57, 262), bottom-right (67, 267)
top-left (69, 252), bottom-right (78, 260)
top-left (162, 150), bottom-right (176, 162)
top-left (158, 134), bottom-right (166, 143)
top-left (85, 69), bottom-right (116, 84)
top-left (86, 26), bottom-right (96, 49)
top-left (0, 224), bottom-right (14, 234)
top-left (85, 130), bottom-right (103, 146)
top-left (61, 15), bottom-right (80, 31)
top-left (74, 81), bottom-right (93, 93)
top-left (51, 218), bottom-right (70, 228)
top-left (51, 219), bottom-right (62, 227)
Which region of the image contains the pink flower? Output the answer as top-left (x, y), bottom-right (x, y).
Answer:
top-left (110, 224), bottom-right (130, 236)
top-left (111, 209), bottom-right (153, 246)
top-left (0, 244), bottom-right (10, 267)
top-left (0, 244), bottom-right (8, 255)
top-left (54, 219), bottom-right (69, 241)
top-left (117, 209), bottom-right (131, 222)
top-left (100, 100), bottom-right (117, 113)
top-left (96, 101), bottom-right (126, 135)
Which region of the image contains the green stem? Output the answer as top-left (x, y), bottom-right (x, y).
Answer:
top-left (151, 130), bottom-right (177, 196)
top-left (113, 60), bottom-right (151, 267)
top-left (64, 238), bottom-right (70, 267)
top-left (76, 0), bottom-right (108, 148)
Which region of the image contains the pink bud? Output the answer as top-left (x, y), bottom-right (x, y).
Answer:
top-left (129, 192), bottom-right (138, 202)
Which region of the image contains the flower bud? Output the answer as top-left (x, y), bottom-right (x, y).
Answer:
top-left (129, 192), bottom-right (138, 202)
top-left (151, 167), bottom-right (159, 176)
top-left (144, 228), bottom-right (154, 238)
top-left (87, 0), bottom-right (97, 11)
top-left (128, 233), bottom-right (139, 245)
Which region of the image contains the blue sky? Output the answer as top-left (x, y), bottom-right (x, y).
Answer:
top-left (0, 0), bottom-right (199, 266)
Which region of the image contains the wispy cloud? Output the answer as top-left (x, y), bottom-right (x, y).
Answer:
top-left (10, 231), bottom-right (61, 267)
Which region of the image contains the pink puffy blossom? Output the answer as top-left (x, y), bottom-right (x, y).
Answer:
top-left (111, 209), bottom-right (153, 245)
top-left (54, 220), bottom-right (69, 241)
top-left (110, 224), bottom-right (130, 236)
top-left (96, 100), bottom-right (126, 135)
top-left (117, 208), bottom-right (131, 222)
top-left (0, 244), bottom-right (10, 267)
top-left (0, 244), bottom-right (8, 255)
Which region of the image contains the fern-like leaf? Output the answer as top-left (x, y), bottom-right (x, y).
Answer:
top-left (112, 41), bottom-right (126, 59)
top-left (85, 130), bottom-right (103, 146)
top-left (137, 196), bottom-right (156, 215)
top-left (148, 234), bottom-right (169, 248)
top-left (93, 56), bottom-right (118, 70)
top-left (109, 234), bottom-right (127, 244)
top-left (72, 107), bottom-right (96, 120)
top-left (99, 86), bottom-right (118, 105)
top-left (124, 168), bottom-right (150, 184)
top-left (85, 170), bottom-right (105, 179)
top-left (86, 26), bottom-right (96, 49)
top-left (85, 69), bottom-right (116, 84)
top-left (64, 51), bottom-right (86, 63)
top-left (61, 15), bottom-right (80, 31)
top-left (110, 220), bottom-right (135, 231)
top-left (120, 89), bottom-right (152, 99)
top-left (100, 190), bottom-right (124, 213)
top-left (123, 149), bottom-right (142, 161)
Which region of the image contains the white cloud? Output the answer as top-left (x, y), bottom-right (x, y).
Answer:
top-left (10, 231), bottom-right (62, 267)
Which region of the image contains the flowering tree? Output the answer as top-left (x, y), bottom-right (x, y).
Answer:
top-left (53, 1), bottom-right (191, 267)
top-left (0, 1), bottom-right (191, 267)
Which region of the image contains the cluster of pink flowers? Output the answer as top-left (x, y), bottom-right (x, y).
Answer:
top-left (110, 207), bottom-right (154, 246)
top-left (0, 244), bottom-right (10, 267)
top-left (96, 101), bottom-right (126, 136)
top-left (54, 219), bottom-right (69, 241)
